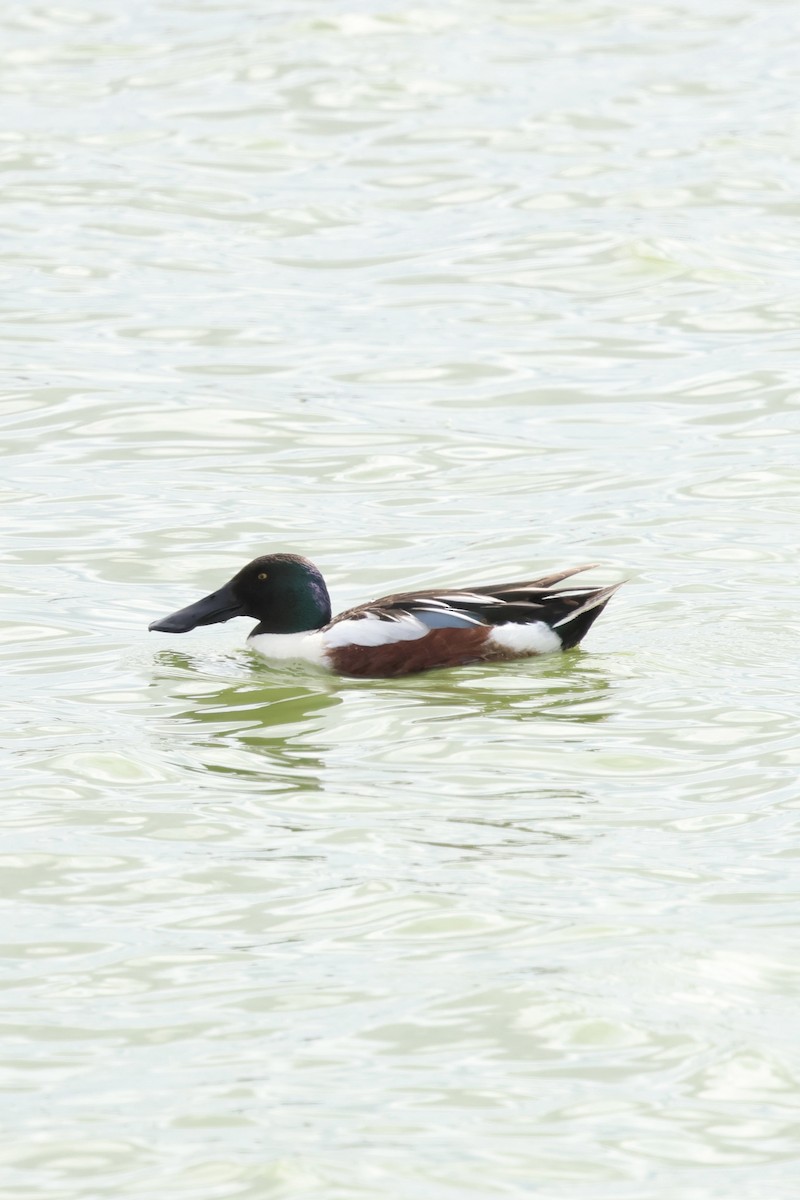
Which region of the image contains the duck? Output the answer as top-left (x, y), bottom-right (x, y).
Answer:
top-left (148, 553), bottom-right (622, 678)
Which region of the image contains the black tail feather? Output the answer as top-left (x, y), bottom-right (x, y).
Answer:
top-left (553, 585), bottom-right (622, 650)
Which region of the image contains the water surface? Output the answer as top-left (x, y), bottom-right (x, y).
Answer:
top-left (2, 2), bottom-right (800, 1197)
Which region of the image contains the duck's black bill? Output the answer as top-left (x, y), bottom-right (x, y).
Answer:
top-left (148, 581), bottom-right (245, 634)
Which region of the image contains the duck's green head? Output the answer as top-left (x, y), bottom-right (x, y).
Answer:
top-left (148, 553), bottom-right (332, 636)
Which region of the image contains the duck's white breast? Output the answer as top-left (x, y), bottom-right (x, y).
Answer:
top-left (247, 630), bottom-right (330, 668)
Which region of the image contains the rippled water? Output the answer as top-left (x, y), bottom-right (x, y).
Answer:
top-left (3, 2), bottom-right (800, 1197)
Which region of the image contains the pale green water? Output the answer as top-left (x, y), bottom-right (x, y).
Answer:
top-left (2, 2), bottom-right (800, 1198)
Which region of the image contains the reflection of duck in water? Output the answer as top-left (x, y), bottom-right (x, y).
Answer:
top-left (149, 651), bottom-right (342, 786)
top-left (149, 554), bottom-right (623, 679)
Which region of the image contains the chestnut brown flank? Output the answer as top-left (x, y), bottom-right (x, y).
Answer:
top-left (328, 627), bottom-right (510, 678)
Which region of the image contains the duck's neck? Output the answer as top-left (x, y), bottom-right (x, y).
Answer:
top-left (251, 574), bottom-right (331, 635)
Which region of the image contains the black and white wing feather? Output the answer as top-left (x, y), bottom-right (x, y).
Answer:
top-left (326, 564), bottom-right (621, 650)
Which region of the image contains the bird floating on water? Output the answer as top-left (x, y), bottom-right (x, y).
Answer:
top-left (149, 553), bottom-right (622, 678)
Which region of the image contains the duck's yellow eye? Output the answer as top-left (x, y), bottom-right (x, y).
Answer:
top-left (258, 572), bottom-right (268, 581)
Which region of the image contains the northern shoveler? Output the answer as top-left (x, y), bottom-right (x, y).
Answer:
top-left (149, 553), bottom-right (622, 678)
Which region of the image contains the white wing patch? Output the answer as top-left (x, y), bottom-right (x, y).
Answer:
top-left (543, 588), bottom-right (596, 599)
top-left (435, 592), bottom-right (501, 605)
top-left (489, 621), bottom-right (563, 656)
top-left (323, 611), bottom-right (429, 648)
